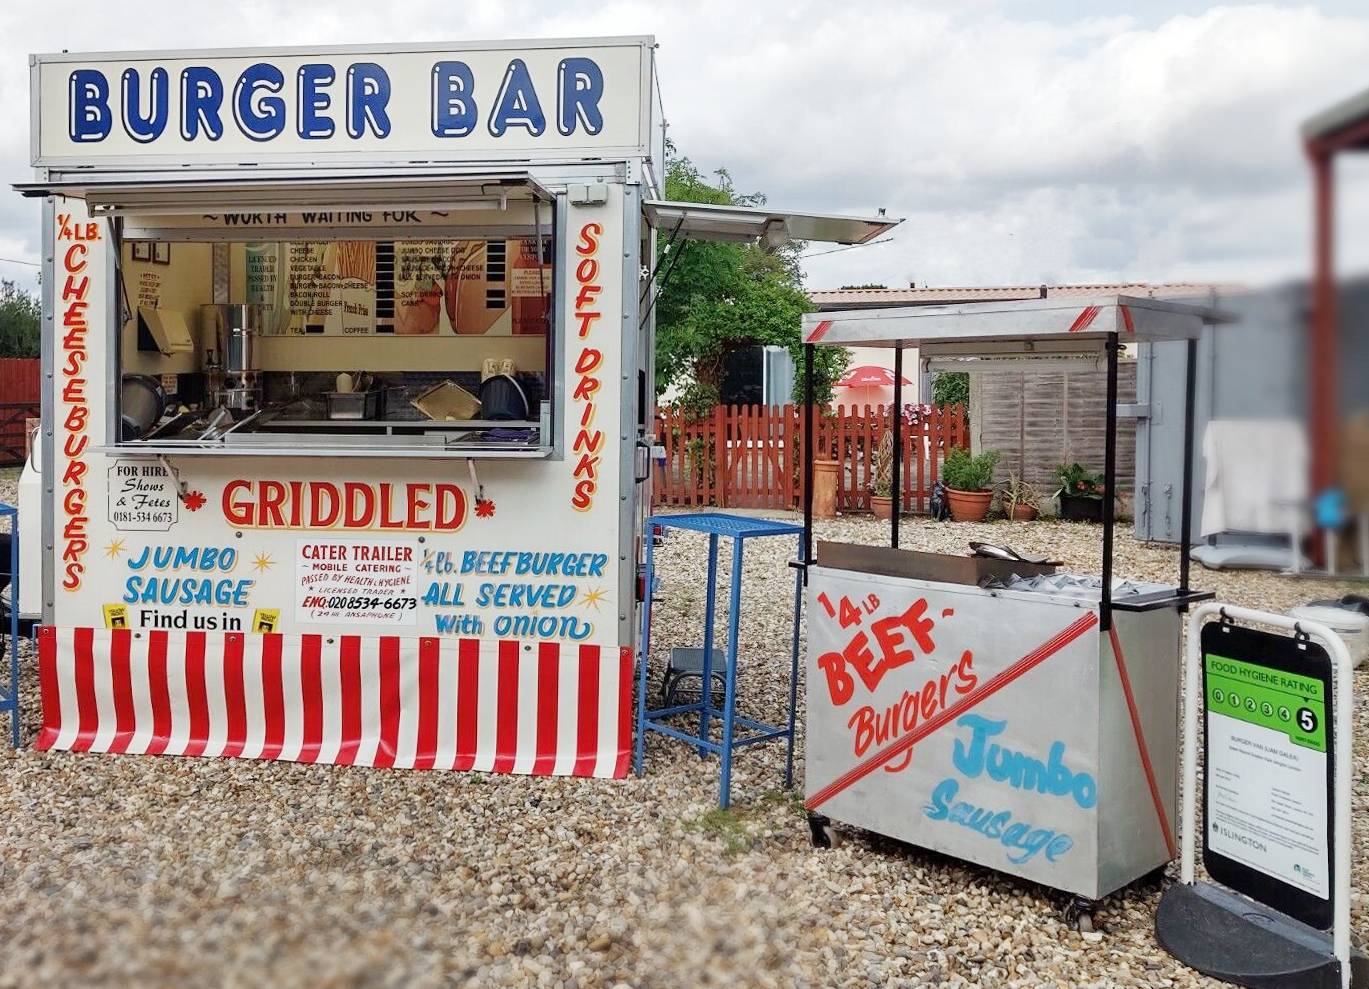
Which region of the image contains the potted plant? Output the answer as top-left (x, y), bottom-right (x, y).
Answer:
top-left (941, 448), bottom-right (1001, 522)
top-left (1000, 472), bottom-right (1041, 521)
top-left (1054, 462), bottom-right (1107, 522)
top-left (868, 430), bottom-right (894, 520)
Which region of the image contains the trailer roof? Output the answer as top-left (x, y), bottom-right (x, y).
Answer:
top-left (802, 293), bottom-right (1234, 349)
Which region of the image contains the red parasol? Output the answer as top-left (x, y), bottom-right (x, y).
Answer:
top-left (835, 365), bottom-right (912, 388)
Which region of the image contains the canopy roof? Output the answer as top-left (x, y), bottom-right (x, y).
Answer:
top-left (13, 172), bottom-right (549, 215)
top-left (803, 294), bottom-right (1234, 350)
top-left (643, 199), bottom-right (899, 247)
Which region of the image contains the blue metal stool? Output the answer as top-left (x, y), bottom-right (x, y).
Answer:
top-left (634, 512), bottom-right (803, 808)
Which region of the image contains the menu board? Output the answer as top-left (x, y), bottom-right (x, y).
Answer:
top-left (242, 238), bottom-right (550, 336)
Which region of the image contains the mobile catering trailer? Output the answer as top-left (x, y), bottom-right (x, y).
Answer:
top-left (15, 38), bottom-right (896, 773)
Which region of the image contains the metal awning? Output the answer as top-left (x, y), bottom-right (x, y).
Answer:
top-left (1302, 85), bottom-right (1369, 152)
top-left (642, 199), bottom-right (900, 247)
top-left (13, 172), bottom-right (552, 216)
top-left (802, 294), bottom-right (1234, 349)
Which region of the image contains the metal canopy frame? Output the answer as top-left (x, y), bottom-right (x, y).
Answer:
top-left (800, 294), bottom-right (1233, 630)
top-left (13, 172), bottom-right (554, 215)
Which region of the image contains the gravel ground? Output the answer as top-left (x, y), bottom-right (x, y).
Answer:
top-left (0, 485), bottom-right (1364, 987)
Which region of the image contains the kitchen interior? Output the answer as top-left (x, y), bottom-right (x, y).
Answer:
top-left (119, 229), bottom-right (554, 454)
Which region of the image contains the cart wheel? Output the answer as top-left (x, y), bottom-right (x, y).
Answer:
top-left (1063, 896), bottom-right (1097, 934)
top-left (807, 813), bottom-right (837, 849)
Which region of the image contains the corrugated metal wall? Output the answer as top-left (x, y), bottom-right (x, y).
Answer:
top-left (970, 362), bottom-right (1138, 501)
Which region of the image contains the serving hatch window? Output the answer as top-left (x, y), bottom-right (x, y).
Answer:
top-left (115, 225), bottom-right (556, 456)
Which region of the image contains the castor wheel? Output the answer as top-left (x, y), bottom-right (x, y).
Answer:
top-left (1064, 896), bottom-right (1097, 933)
top-left (807, 812), bottom-right (838, 849)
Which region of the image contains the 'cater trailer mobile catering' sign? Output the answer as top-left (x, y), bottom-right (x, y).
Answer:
top-left (32, 38), bottom-right (653, 164)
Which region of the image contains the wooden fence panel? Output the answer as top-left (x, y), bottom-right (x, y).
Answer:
top-left (652, 403), bottom-right (969, 512)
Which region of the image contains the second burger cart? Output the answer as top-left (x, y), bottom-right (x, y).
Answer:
top-left (797, 295), bottom-right (1233, 927)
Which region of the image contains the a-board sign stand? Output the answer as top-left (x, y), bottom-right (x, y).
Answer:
top-left (1156, 604), bottom-right (1367, 989)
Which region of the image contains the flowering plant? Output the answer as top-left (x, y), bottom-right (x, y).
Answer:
top-left (1053, 462), bottom-right (1106, 501)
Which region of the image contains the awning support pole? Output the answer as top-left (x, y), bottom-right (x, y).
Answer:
top-left (891, 343), bottom-right (903, 548)
top-left (637, 237), bottom-right (690, 332)
top-left (1179, 337), bottom-right (1197, 595)
top-left (1101, 333), bottom-right (1119, 632)
top-left (803, 343), bottom-right (815, 575)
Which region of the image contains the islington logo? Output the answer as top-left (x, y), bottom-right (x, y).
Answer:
top-left (67, 57), bottom-right (607, 145)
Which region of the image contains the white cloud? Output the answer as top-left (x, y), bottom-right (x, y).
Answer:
top-left (0, 1), bottom-right (1365, 290)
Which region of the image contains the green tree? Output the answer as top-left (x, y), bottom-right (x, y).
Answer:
top-left (653, 147), bottom-right (848, 415)
top-left (0, 281), bottom-right (40, 358)
top-left (931, 371), bottom-right (969, 408)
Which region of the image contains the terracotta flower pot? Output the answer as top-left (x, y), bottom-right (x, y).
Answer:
top-left (946, 487), bottom-right (993, 523)
top-left (1009, 503), bottom-right (1039, 522)
top-left (870, 494), bottom-right (892, 520)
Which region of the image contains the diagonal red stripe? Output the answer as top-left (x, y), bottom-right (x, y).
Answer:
top-left (806, 611), bottom-right (1100, 811)
top-left (1068, 305), bottom-right (1101, 333)
top-left (806, 318), bottom-right (834, 343)
top-left (1108, 625), bottom-right (1177, 858)
top-left (1119, 304), bottom-right (1135, 335)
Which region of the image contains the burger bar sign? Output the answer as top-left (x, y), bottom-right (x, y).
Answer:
top-left (33, 40), bottom-right (651, 163)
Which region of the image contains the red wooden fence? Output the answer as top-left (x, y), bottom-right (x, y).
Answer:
top-left (653, 403), bottom-right (969, 513)
top-left (0, 358), bottom-right (40, 467)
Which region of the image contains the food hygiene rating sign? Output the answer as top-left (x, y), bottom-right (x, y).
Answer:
top-left (1204, 648), bottom-right (1331, 911)
top-left (34, 42), bottom-right (650, 163)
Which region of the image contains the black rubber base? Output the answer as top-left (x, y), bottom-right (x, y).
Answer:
top-left (1156, 882), bottom-right (1369, 989)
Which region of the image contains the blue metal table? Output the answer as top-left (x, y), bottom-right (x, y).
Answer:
top-left (634, 512), bottom-right (803, 808)
top-left (0, 503), bottom-right (18, 748)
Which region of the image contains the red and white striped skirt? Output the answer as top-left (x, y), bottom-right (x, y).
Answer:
top-left (35, 627), bottom-right (632, 777)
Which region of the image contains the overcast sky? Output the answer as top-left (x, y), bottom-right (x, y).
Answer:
top-left (1, 0), bottom-right (1366, 292)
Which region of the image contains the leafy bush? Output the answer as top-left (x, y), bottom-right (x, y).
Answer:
top-left (931, 371), bottom-right (969, 409)
top-left (942, 448), bottom-right (1000, 492)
